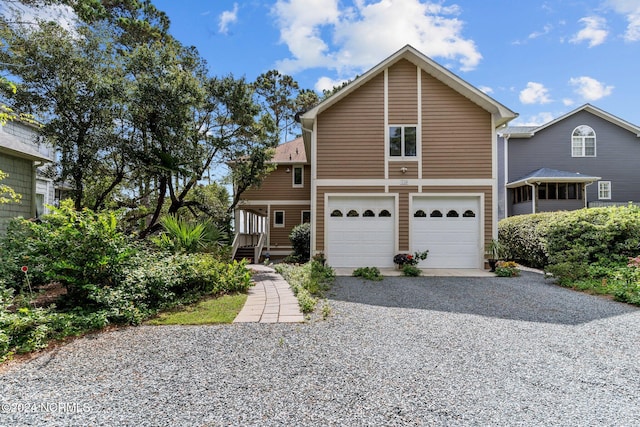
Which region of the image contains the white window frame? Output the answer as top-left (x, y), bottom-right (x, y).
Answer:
top-left (292, 165), bottom-right (304, 188)
top-left (301, 210), bottom-right (311, 224)
top-left (571, 125), bottom-right (596, 157)
top-left (598, 181), bottom-right (611, 200)
top-left (389, 125), bottom-right (418, 159)
top-left (274, 210), bottom-right (285, 228)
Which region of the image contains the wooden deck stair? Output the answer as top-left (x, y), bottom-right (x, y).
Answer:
top-left (234, 246), bottom-right (256, 262)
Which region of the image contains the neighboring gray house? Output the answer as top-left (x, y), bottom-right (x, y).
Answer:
top-left (498, 104), bottom-right (640, 219)
top-left (0, 120), bottom-right (54, 233)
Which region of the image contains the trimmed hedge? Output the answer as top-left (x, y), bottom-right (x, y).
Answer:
top-left (499, 206), bottom-right (640, 270)
top-left (498, 212), bottom-right (562, 268)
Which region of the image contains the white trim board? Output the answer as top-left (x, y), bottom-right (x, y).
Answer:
top-left (317, 179), bottom-right (493, 187)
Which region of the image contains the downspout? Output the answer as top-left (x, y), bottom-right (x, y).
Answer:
top-left (503, 134), bottom-right (510, 218)
top-left (584, 181), bottom-right (594, 208)
top-left (32, 161), bottom-right (44, 218)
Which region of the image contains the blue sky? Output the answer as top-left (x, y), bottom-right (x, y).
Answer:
top-left (152, 0), bottom-right (640, 127)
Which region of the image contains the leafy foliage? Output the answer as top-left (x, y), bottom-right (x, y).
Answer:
top-left (153, 215), bottom-right (227, 254)
top-left (0, 170), bottom-right (21, 204)
top-left (494, 261), bottom-right (520, 277)
top-left (394, 250), bottom-right (429, 266)
top-left (0, 202), bottom-right (253, 361)
top-left (498, 212), bottom-right (561, 268)
top-left (402, 264), bottom-right (422, 277)
top-left (275, 261), bottom-right (334, 313)
top-left (352, 267), bottom-right (383, 281)
top-left (289, 222), bottom-right (311, 262)
top-left (498, 206), bottom-right (640, 305)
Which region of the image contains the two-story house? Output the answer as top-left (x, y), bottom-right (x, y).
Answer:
top-left (498, 104), bottom-right (640, 219)
top-left (235, 45), bottom-right (517, 269)
top-left (0, 119), bottom-right (54, 233)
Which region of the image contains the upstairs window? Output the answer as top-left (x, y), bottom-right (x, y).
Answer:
top-left (293, 166), bottom-right (304, 188)
top-left (389, 126), bottom-right (417, 158)
top-left (572, 125), bottom-right (596, 157)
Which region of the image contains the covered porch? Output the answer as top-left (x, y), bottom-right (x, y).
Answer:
top-left (506, 167), bottom-right (601, 216)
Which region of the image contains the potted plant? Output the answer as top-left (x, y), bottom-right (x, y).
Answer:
top-left (313, 252), bottom-right (326, 266)
top-left (486, 239), bottom-right (501, 272)
top-left (394, 250), bottom-right (429, 269)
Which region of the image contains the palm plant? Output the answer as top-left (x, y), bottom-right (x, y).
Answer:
top-left (154, 214), bottom-right (229, 254)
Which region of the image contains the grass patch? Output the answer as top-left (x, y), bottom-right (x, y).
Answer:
top-left (146, 293), bottom-right (247, 325)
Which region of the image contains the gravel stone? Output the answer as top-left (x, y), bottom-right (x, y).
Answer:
top-left (1, 271), bottom-right (639, 426)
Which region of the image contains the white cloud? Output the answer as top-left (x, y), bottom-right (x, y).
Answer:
top-left (562, 98), bottom-right (575, 106)
top-left (528, 24), bottom-right (553, 40)
top-left (607, 0), bottom-right (640, 41)
top-left (570, 16), bottom-right (608, 47)
top-left (478, 85), bottom-right (493, 95)
top-left (272, 0), bottom-right (482, 80)
top-left (569, 76), bottom-right (614, 101)
top-left (315, 76), bottom-right (349, 92)
top-left (512, 112), bottom-right (555, 127)
top-left (0, 2), bottom-right (77, 33)
top-left (218, 3), bottom-right (239, 35)
top-left (519, 82), bottom-right (552, 105)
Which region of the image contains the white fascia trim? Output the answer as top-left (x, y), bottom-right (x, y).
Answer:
top-left (491, 114), bottom-right (498, 239)
top-left (384, 68), bottom-right (389, 191)
top-left (311, 118), bottom-right (318, 256)
top-left (503, 134), bottom-right (509, 219)
top-left (316, 179), bottom-right (493, 187)
top-left (417, 66), bottom-right (423, 189)
top-left (240, 200), bottom-right (311, 206)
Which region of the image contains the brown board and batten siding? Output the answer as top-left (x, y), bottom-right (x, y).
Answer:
top-left (388, 60), bottom-right (418, 124)
top-left (422, 71), bottom-right (492, 179)
top-left (315, 186), bottom-right (385, 251)
top-left (241, 166), bottom-right (311, 201)
top-left (316, 73), bottom-right (385, 180)
top-left (269, 204), bottom-right (311, 247)
top-left (388, 186), bottom-right (418, 251)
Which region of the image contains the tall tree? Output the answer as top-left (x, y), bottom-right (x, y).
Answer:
top-left (0, 20), bottom-right (127, 210)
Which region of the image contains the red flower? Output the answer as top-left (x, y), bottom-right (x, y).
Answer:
top-left (21, 266), bottom-right (28, 273)
top-left (407, 255), bottom-right (413, 259)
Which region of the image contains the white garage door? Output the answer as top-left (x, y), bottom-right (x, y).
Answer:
top-left (326, 196), bottom-right (395, 268)
top-left (411, 196), bottom-right (481, 268)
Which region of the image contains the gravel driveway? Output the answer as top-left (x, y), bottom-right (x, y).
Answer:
top-left (1, 271), bottom-right (639, 426)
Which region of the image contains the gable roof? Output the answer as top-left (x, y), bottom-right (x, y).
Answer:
top-left (300, 45), bottom-right (518, 135)
top-left (506, 167), bottom-right (601, 188)
top-left (499, 104), bottom-right (640, 138)
top-left (270, 137), bottom-right (307, 164)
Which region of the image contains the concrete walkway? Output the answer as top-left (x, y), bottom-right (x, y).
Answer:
top-left (233, 264), bottom-right (304, 323)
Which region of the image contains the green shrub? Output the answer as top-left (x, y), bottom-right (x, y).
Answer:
top-left (289, 223), bottom-right (310, 262)
top-left (153, 215), bottom-right (228, 254)
top-left (0, 201), bottom-right (139, 305)
top-left (546, 206), bottom-right (640, 268)
top-left (352, 267), bottom-right (383, 281)
top-left (275, 261), bottom-right (334, 313)
top-left (498, 212), bottom-right (561, 268)
top-left (494, 261), bottom-right (520, 277)
top-left (402, 264), bottom-right (421, 277)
